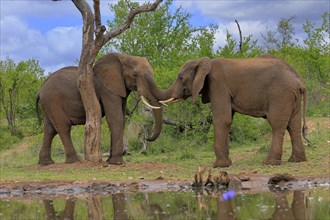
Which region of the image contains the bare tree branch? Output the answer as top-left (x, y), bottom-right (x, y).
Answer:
top-left (72, 0), bottom-right (95, 70)
top-left (93, 0), bottom-right (101, 28)
top-left (125, 0), bottom-right (134, 11)
top-left (93, 0), bottom-right (107, 45)
top-left (104, 0), bottom-right (163, 42)
top-left (235, 19), bottom-right (243, 53)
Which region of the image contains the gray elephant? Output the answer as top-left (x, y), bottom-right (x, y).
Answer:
top-left (148, 55), bottom-right (308, 167)
top-left (36, 53), bottom-right (163, 165)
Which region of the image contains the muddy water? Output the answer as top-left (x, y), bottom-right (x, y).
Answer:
top-left (0, 186), bottom-right (329, 220)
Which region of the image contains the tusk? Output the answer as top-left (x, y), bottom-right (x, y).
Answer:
top-left (172, 98), bottom-right (182, 104)
top-left (159, 97), bottom-right (175, 104)
top-left (160, 102), bottom-right (168, 107)
top-left (141, 96), bottom-right (161, 109)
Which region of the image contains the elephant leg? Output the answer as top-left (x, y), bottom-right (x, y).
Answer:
top-left (264, 109), bottom-right (290, 165)
top-left (38, 118), bottom-right (57, 165)
top-left (287, 106), bottom-right (307, 163)
top-left (54, 121), bottom-right (79, 164)
top-left (212, 104), bottom-right (233, 168)
top-left (104, 95), bottom-right (125, 165)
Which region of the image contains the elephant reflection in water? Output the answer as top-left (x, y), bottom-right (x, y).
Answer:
top-left (86, 194), bottom-right (129, 220)
top-left (43, 198), bottom-right (76, 220)
top-left (43, 194), bottom-right (126, 220)
top-left (271, 190), bottom-right (307, 220)
top-left (194, 190), bottom-right (307, 220)
top-left (87, 196), bottom-right (104, 220)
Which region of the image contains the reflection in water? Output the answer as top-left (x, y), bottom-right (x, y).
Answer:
top-left (87, 196), bottom-right (104, 220)
top-left (112, 193), bottom-right (127, 220)
top-left (271, 190), bottom-right (306, 220)
top-left (0, 188), bottom-right (329, 219)
top-left (44, 198), bottom-right (76, 220)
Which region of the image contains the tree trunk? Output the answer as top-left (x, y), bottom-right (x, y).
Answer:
top-left (71, 0), bottom-right (162, 162)
top-left (77, 71), bottom-right (102, 162)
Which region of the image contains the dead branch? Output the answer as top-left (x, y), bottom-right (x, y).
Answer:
top-left (105, 0), bottom-right (163, 42)
top-left (235, 19), bottom-right (243, 53)
top-left (93, 0), bottom-right (101, 28)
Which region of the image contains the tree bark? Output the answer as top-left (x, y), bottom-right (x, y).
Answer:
top-left (70, 0), bottom-right (162, 162)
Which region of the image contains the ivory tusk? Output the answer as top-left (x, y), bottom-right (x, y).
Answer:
top-left (171, 98), bottom-right (182, 104)
top-left (141, 96), bottom-right (161, 109)
top-left (160, 102), bottom-right (168, 107)
top-left (159, 97), bottom-right (175, 104)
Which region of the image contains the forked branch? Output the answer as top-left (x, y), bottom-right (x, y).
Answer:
top-left (105, 0), bottom-right (163, 42)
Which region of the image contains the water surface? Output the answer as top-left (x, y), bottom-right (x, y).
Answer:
top-left (1, 187), bottom-right (329, 219)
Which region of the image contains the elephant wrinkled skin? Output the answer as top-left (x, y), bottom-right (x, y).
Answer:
top-left (36, 53), bottom-right (163, 165)
top-left (150, 55), bottom-right (308, 167)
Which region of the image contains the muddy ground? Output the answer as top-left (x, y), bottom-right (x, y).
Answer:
top-left (1, 166), bottom-right (329, 199)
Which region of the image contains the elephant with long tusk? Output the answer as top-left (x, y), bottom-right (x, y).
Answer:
top-left (146, 55), bottom-right (308, 168)
top-left (36, 53), bottom-right (164, 165)
top-left (141, 95), bottom-right (161, 109)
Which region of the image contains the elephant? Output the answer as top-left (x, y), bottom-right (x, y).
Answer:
top-left (147, 55), bottom-right (308, 167)
top-left (36, 53), bottom-right (163, 165)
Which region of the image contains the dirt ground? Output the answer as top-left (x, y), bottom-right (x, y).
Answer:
top-left (1, 161), bottom-right (329, 199)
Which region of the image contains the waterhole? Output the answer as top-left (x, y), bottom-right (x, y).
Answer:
top-left (1, 186), bottom-right (329, 219)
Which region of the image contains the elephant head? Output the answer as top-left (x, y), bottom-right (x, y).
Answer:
top-left (93, 53), bottom-right (163, 141)
top-left (148, 57), bottom-right (212, 105)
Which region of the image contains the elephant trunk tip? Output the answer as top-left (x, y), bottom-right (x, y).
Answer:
top-left (145, 128), bottom-right (161, 142)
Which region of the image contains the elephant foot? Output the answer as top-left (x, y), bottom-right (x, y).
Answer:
top-left (213, 158), bottom-right (232, 168)
top-left (65, 156), bottom-right (80, 164)
top-left (107, 155), bottom-right (124, 165)
top-left (263, 157), bottom-right (282, 166)
top-left (38, 158), bottom-right (55, 166)
top-left (288, 154), bottom-right (307, 163)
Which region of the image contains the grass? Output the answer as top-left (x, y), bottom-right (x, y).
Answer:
top-left (0, 117), bottom-right (329, 183)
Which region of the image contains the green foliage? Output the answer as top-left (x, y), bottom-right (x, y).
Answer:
top-left (0, 58), bottom-right (45, 136)
top-left (303, 12), bottom-right (330, 84)
top-left (0, 124), bottom-right (22, 152)
top-left (230, 115), bottom-right (271, 145)
top-left (103, 0), bottom-right (217, 70)
top-left (261, 16), bottom-right (297, 52)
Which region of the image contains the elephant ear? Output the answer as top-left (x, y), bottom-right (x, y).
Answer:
top-left (192, 57), bottom-right (211, 103)
top-left (94, 54), bottom-right (127, 98)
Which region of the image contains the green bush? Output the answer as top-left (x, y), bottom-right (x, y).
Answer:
top-left (0, 125), bottom-right (23, 152)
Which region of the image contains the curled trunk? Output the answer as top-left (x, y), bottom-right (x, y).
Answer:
top-left (146, 103), bottom-right (162, 141)
top-left (139, 90), bottom-right (163, 141)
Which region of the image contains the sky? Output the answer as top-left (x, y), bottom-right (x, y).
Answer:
top-left (0, 0), bottom-right (329, 73)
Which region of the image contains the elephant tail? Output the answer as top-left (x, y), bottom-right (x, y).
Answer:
top-left (36, 92), bottom-right (42, 126)
top-left (301, 87), bottom-right (309, 144)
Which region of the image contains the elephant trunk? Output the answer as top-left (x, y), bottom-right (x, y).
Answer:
top-left (144, 74), bottom-right (175, 101)
top-left (146, 102), bottom-right (162, 141)
top-left (138, 78), bottom-right (164, 142)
